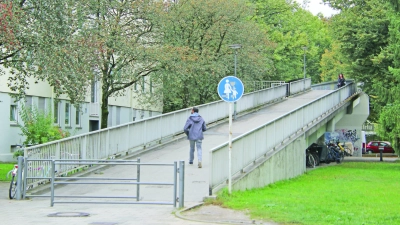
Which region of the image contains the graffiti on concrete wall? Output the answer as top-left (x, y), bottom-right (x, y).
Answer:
top-left (325, 129), bottom-right (361, 152)
top-left (341, 129), bottom-right (358, 143)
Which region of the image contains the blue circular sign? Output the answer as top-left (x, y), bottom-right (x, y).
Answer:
top-left (217, 76), bottom-right (244, 102)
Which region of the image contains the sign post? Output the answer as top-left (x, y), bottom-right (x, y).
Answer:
top-left (217, 76), bottom-right (244, 194)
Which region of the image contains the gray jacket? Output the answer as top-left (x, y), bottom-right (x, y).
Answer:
top-left (183, 113), bottom-right (207, 140)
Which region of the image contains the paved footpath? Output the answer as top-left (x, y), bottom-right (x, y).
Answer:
top-left (5, 90), bottom-right (380, 225)
top-left (0, 182), bottom-right (207, 225)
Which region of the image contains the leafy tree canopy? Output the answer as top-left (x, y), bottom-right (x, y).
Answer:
top-left (155, 0), bottom-right (274, 112)
top-left (2, 0), bottom-right (164, 128)
top-left (325, 0), bottom-right (400, 148)
top-left (251, 0), bottom-right (331, 82)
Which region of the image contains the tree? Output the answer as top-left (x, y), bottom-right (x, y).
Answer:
top-left (0, 1), bottom-right (38, 85)
top-left (377, 2), bottom-right (400, 151)
top-left (0, 2), bottom-right (20, 66)
top-left (326, 0), bottom-right (394, 120)
top-left (155, 0), bottom-right (273, 112)
top-left (325, 0), bottom-right (400, 150)
top-left (389, 0), bottom-right (400, 11)
top-left (320, 41), bottom-right (351, 82)
top-left (378, 104), bottom-right (400, 152)
top-left (2, 0), bottom-right (164, 128)
top-left (77, 0), bottom-right (162, 128)
top-left (251, 0), bottom-right (332, 82)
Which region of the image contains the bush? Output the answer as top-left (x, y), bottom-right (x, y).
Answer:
top-left (18, 104), bottom-right (70, 148)
top-left (12, 149), bottom-right (24, 159)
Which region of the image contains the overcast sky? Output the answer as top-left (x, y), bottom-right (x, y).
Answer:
top-left (294, 0), bottom-right (339, 17)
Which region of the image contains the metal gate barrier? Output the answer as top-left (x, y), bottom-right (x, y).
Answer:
top-left (18, 157), bottom-right (185, 207)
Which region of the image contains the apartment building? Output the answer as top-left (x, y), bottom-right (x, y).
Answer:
top-left (0, 68), bottom-right (162, 162)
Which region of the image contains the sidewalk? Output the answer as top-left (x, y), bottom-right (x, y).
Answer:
top-left (0, 181), bottom-right (206, 225)
top-left (344, 156), bottom-right (399, 162)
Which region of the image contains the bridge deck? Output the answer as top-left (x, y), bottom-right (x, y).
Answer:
top-left (51, 89), bottom-right (333, 204)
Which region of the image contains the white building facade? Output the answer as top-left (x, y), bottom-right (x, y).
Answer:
top-left (0, 68), bottom-right (162, 162)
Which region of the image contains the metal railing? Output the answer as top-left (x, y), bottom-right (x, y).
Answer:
top-left (18, 157), bottom-right (185, 207)
top-left (311, 79), bottom-right (355, 91)
top-left (312, 81), bottom-right (336, 90)
top-left (289, 78), bottom-right (312, 95)
top-left (243, 81), bottom-right (286, 92)
top-left (209, 82), bottom-right (356, 193)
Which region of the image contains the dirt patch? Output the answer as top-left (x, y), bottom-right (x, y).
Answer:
top-left (178, 204), bottom-right (278, 225)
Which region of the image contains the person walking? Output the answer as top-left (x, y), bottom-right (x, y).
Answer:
top-left (337, 73), bottom-right (346, 88)
top-left (183, 107), bottom-right (207, 168)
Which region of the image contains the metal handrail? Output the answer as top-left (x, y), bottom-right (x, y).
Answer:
top-left (209, 82), bottom-right (356, 192)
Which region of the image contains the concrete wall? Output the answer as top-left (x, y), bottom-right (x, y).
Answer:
top-left (0, 93), bottom-right (21, 162)
top-left (232, 136), bottom-right (306, 191)
top-left (334, 93), bottom-right (369, 156)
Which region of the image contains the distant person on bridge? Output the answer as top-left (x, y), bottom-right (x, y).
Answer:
top-left (183, 107), bottom-right (207, 168)
top-left (337, 73), bottom-right (346, 88)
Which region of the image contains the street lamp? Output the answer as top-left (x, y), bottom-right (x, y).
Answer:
top-left (229, 44), bottom-right (241, 120)
top-left (229, 44), bottom-right (241, 77)
top-left (302, 46), bottom-right (307, 92)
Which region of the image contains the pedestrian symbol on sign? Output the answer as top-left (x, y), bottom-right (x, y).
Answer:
top-left (218, 76), bottom-right (244, 102)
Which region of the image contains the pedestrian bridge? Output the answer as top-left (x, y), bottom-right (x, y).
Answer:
top-left (21, 78), bottom-right (369, 204)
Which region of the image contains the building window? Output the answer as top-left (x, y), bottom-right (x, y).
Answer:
top-left (10, 96), bottom-right (19, 123)
top-left (108, 106), bottom-right (113, 127)
top-left (150, 78), bottom-right (153, 94)
top-left (10, 105), bottom-right (17, 122)
top-left (75, 107), bottom-right (81, 127)
top-left (38, 97), bottom-right (46, 112)
top-left (65, 102), bottom-right (70, 126)
top-left (142, 76), bottom-right (145, 93)
top-left (91, 80), bottom-right (99, 103)
top-left (25, 96), bottom-right (33, 109)
top-left (54, 101), bottom-right (60, 124)
top-left (116, 106), bottom-right (121, 125)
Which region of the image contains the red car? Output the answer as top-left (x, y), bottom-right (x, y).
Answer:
top-left (365, 141), bottom-right (395, 154)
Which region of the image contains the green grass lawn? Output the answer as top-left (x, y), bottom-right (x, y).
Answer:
top-left (216, 162), bottom-right (400, 225)
top-left (0, 163), bottom-right (16, 182)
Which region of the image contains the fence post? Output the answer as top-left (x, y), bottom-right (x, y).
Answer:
top-left (107, 130), bottom-right (110, 158)
top-left (56, 142), bottom-right (61, 173)
top-left (16, 156), bottom-right (23, 200)
top-left (178, 160), bottom-right (185, 208)
top-left (23, 157), bottom-right (28, 199)
top-left (50, 160), bottom-right (55, 207)
top-left (136, 158), bottom-right (140, 201)
top-left (173, 161), bottom-right (177, 208)
top-left (82, 136), bottom-right (87, 160)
